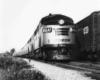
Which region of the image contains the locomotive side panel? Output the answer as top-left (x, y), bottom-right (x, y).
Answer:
top-left (23, 44), bottom-right (29, 57)
top-left (28, 42), bottom-right (31, 53)
top-left (28, 42), bottom-right (33, 56)
top-left (31, 35), bottom-right (34, 52)
top-left (39, 27), bottom-right (44, 47)
top-left (34, 26), bottom-right (41, 50)
top-left (34, 34), bottom-right (39, 50)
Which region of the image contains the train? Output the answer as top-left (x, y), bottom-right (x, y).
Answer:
top-left (13, 11), bottom-right (100, 62)
top-left (75, 11), bottom-right (100, 62)
top-left (13, 14), bottom-right (77, 61)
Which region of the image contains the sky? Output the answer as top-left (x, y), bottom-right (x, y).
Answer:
top-left (0, 0), bottom-right (100, 53)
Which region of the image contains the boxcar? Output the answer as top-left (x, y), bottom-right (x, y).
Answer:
top-left (76, 11), bottom-right (100, 61)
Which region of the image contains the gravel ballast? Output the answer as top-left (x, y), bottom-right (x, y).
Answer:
top-left (24, 59), bottom-right (95, 80)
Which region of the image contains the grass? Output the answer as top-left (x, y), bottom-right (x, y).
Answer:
top-left (0, 54), bottom-right (48, 80)
top-left (0, 54), bottom-right (30, 72)
top-left (9, 69), bottom-right (47, 80)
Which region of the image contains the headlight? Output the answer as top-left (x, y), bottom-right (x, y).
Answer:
top-left (42, 27), bottom-right (52, 33)
top-left (58, 19), bottom-right (65, 25)
top-left (70, 28), bottom-right (73, 32)
top-left (70, 28), bottom-right (76, 32)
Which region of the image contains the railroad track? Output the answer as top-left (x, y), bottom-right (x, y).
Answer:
top-left (69, 62), bottom-right (100, 69)
top-left (52, 61), bottom-right (100, 74)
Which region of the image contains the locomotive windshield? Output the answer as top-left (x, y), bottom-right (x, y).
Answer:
top-left (43, 20), bottom-right (74, 25)
top-left (41, 14), bottom-right (74, 26)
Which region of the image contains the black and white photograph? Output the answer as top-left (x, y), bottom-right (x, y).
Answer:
top-left (0, 0), bottom-right (100, 80)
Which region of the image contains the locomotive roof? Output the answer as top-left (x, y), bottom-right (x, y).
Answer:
top-left (40, 14), bottom-right (74, 25)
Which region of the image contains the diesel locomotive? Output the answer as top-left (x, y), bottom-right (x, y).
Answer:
top-left (13, 14), bottom-right (77, 61)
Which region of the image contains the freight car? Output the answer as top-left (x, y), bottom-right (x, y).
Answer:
top-left (75, 11), bottom-right (100, 61)
top-left (13, 14), bottom-right (77, 61)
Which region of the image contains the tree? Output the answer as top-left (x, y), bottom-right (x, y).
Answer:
top-left (10, 48), bottom-right (15, 55)
top-left (4, 51), bottom-right (10, 56)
